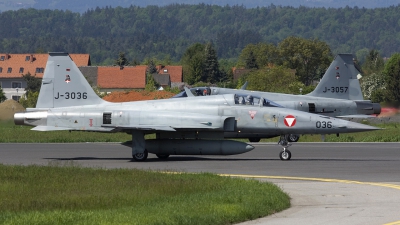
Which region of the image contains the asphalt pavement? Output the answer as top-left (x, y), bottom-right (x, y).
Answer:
top-left (1, 142), bottom-right (399, 225)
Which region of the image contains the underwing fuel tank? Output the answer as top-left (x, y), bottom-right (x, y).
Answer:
top-left (145, 139), bottom-right (254, 155)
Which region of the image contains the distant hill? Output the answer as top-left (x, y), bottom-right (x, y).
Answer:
top-left (2, 4), bottom-right (400, 63)
top-left (1, 0), bottom-right (400, 13)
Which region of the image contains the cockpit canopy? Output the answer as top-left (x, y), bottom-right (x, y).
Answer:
top-left (172, 87), bottom-right (211, 98)
top-left (172, 87), bottom-right (282, 108)
top-left (234, 94), bottom-right (282, 107)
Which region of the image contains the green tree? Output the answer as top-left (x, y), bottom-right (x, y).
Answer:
top-left (278, 36), bottom-right (332, 85)
top-left (355, 48), bottom-right (369, 65)
top-left (131, 58), bottom-right (140, 66)
top-left (244, 50), bottom-right (258, 69)
top-left (360, 72), bottom-right (386, 100)
top-left (203, 42), bottom-right (221, 83)
top-left (19, 91), bottom-right (39, 108)
top-left (0, 87), bottom-right (6, 103)
top-left (147, 59), bottom-right (157, 74)
top-left (362, 49), bottom-right (384, 75)
top-left (20, 72), bottom-right (41, 107)
top-left (181, 43), bottom-right (205, 84)
top-left (383, 53), bottom-right (400, 103)
top-left (115, 52), bottom-right (128, 67)
top-left (145, 74), bottom-right (159, 91)
top-left (22, 72), bottom-right (41, 96)
top-left (246, 66), bottom-right (304, 94)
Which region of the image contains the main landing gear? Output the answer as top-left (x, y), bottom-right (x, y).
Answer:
top-left (288, 134), bottom-right (300, 142)
top-left (278, 134), bottom-right (292, 161)
top-left (133, 150), bottom-right (148, 161)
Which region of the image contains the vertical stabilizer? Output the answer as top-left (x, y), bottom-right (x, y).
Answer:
top-left (307, 54), bottom-right (364, 100)
top-left (36, 53), bottom-right (106, 108)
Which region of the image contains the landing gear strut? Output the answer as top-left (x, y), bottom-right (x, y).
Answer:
top-left (131, 130), bottom-right (148, 162)
top-left (278, 134), bottom-right (292, 161)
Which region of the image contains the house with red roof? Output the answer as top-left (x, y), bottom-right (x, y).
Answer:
top-left (97, 66), bottom-right (147, 93)
top-left (156, 65), bottom-right (183, 88)
top-left (0, 53), bottom-right (184, 101)
top-left (0, 53), bottom-right (90, 101)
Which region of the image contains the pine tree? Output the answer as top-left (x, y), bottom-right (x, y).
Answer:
top-left (115, 52), bottom-right (128, 68)
top-left (245, 50), bottom-right (258, 69)
top-left (203, 42), bottom-right (220, 83)
top-left (147, 59), bottom-right (157, 74)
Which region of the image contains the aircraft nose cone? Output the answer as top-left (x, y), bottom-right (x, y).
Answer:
top-left (246, 144), bottom-right (255, 151)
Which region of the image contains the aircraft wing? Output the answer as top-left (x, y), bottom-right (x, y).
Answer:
top-left (101, 124), bottom-right (223, 131)
top-left (102, 112), bottom-right (237, 132)
top-left (31, 125), bottom-right (115, 132)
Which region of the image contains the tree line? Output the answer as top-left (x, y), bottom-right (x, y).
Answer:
top-left (1, 5), bottom-right (400, 64)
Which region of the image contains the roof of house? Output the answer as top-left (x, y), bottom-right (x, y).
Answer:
top-left (97, 66), bottom-right (147, 89)
top-left (0, 53), bottom-right (90, 79)
top-left (152, 73), bottom-right (170, 86)
top-left (156, 65), bottom-right (182, 83)
top-left (79, 66), bottom-right (98, 86)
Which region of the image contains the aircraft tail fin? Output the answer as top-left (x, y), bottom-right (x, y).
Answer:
top-left (36, 52), bottom-right (106, 108)
top-left (307, 54), bottom-right (364, 100)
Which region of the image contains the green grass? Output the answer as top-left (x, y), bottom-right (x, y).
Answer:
top-left (0, 164), bottom-right (290, 225)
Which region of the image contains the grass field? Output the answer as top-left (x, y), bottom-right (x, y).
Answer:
top-left (1, 120), bottom-right (400, 143)
top-left (0, 164), bottom-right (290, 225)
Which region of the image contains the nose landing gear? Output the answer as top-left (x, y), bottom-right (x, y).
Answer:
top-left (278, 134), bottom-right (292, 161)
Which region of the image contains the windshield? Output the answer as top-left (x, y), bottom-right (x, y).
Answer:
top-left (234, 94), bottom-right (282, 107)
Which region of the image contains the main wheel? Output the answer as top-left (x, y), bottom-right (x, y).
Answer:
top-left (279, 150), bottom-right (292, 160)
top-left (289, 134), bottom-right (300, 142)
top-left (248, 137), bottom-right (261, 142)
top-left (132, 150), bottom-right (148, 161)
top-left (156, 154), bottom-right (170, 159)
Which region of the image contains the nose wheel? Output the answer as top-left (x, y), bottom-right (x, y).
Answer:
top-left (278, 135), bottom-right (292, 161)
top-left (279, 148), bottom-right (292, 160)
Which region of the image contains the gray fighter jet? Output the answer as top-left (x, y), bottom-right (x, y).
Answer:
top-left (175, 54), bottom-right (381, 143)
top-left (14, 53), bottom-right (379, 161)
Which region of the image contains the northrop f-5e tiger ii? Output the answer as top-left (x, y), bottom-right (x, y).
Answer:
top-left (175, 54), bottom-right (381, 143)
top-left (14, 53), bottom-right (379, 161)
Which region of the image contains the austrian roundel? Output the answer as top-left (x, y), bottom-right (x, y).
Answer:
top-left (284, 115), bottom-right (296, 127)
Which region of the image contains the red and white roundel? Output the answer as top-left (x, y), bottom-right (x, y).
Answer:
top-left (284, 115), bottom-right (296, 127)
